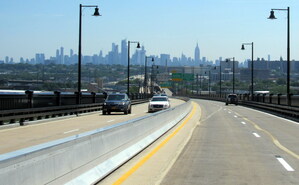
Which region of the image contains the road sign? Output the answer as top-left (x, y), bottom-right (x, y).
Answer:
top-left (183, 73), bottom-right (194, 81)
top-left (172, 73), bottom-right (183, 81)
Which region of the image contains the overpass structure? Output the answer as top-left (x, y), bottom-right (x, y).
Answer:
top-left (0, 96), bottom-right (298, 185)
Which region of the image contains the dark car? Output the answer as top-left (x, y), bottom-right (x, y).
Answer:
top-left (102, 93), bottom-right (131, 115)
top-left (226, 94), bottom-right (238, 105)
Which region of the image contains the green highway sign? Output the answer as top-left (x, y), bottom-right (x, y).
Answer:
top-left (183, 73), bottom-right (194, 81)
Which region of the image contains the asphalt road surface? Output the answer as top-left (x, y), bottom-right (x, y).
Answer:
top-left (0, 98), bottom-right (184, 154)
top-left (100, 99), bottom-right (299, 185)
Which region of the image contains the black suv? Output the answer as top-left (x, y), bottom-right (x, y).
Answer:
top-left (102, 93), bottom-right (131, 115)
top-left (225, 94), bottom-right (238, 105)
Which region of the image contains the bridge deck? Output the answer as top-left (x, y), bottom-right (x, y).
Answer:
top-left (0, 98), bottom-right (185, 154)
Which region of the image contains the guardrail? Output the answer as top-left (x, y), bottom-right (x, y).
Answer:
top-left (0, 91), bottom-right (150, 126)
top-left (189, 94), bottom-right (299, 121)
top-left (0, 98), bottom-right (191, 185)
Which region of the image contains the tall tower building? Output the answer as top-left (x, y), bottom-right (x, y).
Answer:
top-left (60, 47), bottom-right (64, 64)
top-left (5, 56), bottom-right (9, 63)
top-left (35, 53), bottom-right (45, 64)
top-left (70, 49), bottom-right (74, 57)
top-left (194, 43), bottom-right (200, 64)
top-left (56, 49), bottom-right (60, 64)
top-left (121, 39), bottom-right (128, 66)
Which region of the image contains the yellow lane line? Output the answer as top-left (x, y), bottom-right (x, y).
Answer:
top-left (112, 102), bottom-right (198, 185)
top-left (234, 112), bottom-right (299, 160)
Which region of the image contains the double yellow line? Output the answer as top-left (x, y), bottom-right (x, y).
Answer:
top-left (113, 102), bottom-right (197, 185)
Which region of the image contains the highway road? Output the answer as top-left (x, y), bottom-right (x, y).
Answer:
top-left (0, 98), bottom-right (185, 154)
top-left (100, 99), bottom-right (299, 185)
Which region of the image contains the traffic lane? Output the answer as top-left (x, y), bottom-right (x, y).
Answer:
top-left (225, 104), bottom-right (299, 157)
top-left (0, 98), bottom-right (185, 154)
top-left (161, 99), bottom-right (298, 185)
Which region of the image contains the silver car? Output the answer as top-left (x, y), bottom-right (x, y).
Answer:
top-left (148, 96), bottom-right (170, 112)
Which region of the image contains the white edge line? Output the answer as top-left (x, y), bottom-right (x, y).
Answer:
top-left (242, 106), bottom-right (299, 125)
top-left (276, 157), bottom-right (295, 171)
top-left (63, 129), bottom-right (79, 134)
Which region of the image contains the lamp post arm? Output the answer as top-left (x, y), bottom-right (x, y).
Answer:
top-left (272, 8), bottom-right (288, 11)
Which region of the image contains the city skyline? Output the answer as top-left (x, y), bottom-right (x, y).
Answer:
top-left (1, 40), bottom-right (214, 66)
top-left (1, 1), bottom-right (299, 62)
top-left (1, 38), bottom-right (293, 69)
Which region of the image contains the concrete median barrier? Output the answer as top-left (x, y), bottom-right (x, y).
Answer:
top-left (0, 100), bottom-right (191, 185)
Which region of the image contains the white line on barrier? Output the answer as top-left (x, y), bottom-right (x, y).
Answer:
top-left (276, 156), bottom-right (295, 171)
top-left (63, 129), bottom-right (79, 134)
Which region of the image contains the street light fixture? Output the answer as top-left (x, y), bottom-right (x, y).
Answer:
top-left (225, 57), bottom-right (235, 94)
top-left (77, 4), bottom-right (101, 104)
top-left (268, 7), bottom-right (291, 105)
top-left (127, 41), bottom-right (140, 95)
top-left (241, 42), bottom-right (254, 100)
top-left (144, 56), bottom-right (154, 93)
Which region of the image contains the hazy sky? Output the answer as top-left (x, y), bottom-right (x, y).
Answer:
top-left (0, 0), bottom-right (298, 63)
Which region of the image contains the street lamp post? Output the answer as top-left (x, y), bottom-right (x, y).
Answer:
top-left (209, 70), bottom-right (211, 96)
top-left (127, 41), bottom-right (140, 95)
top-left (205, 70), bottom-right (211, 96)
top-left (196, 74), bottom-right (199, 95)
top-left (268, 7), bottom-right (291, 105)
top-left (199, 74), bottom-right (202, 95)
top-left (214, 65), bottom-right (222, 97)
top-left (225, 57), bottom-right (235, 94)
top-left (77, 4), bottom-right (100, 104)
top-left (241, 42), bottom-right (254, 100)
top-left (151, 61), bottom-right (158, 94)
top-left (144, 56), bottom-right (154, 94)
top-left (219, 63), bottom-right (222, 97)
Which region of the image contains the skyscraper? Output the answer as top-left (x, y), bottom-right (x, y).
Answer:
top-left (70, 49), bottom-right (74, 57)
top-left (35, 53), bottom-right (45, 64)
top-left (56, 49), bottom-right (60, 64)
top-left (60, 47), bottom-right (64, 64)
top-left (121, 39), bottom-right (128, 66)
top-left (194, 43), bottom-right (200, 64)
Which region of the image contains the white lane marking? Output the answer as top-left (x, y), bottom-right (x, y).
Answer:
top-left (276, 156), bottom-right (295, 171)
top-left (224, 109), bottom-right (227, 111)
top-left (234, 115), bottom-right (238, 118)
top-left (228, 111), bottom-right (231, 114)
top-left (107, 119), bottom-right (115, 123)
top-left (241, 121), bottom-right (246, 125)
top-left (252, 132), bottom-right (261, 138)
top-left (63, 129), bottom-right (79, 134)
